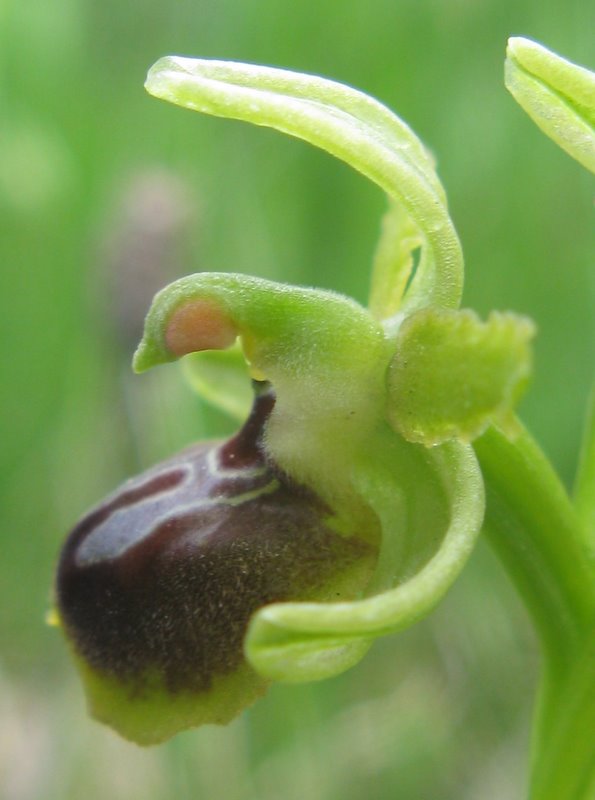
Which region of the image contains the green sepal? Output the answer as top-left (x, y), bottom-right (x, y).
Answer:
top-left (145, 56), bottom-right (463, 313)
top-left (386, 308), bottom-right (535, 446)
top-left (245, 431), bottom-right (484, 682)
top-left (505, 37), bottom-right (595, 173)
top-left (181, 343), bottom-right (253, 422)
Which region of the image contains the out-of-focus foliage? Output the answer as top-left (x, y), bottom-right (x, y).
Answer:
top-left (0, 1), bottom-right (592, 798)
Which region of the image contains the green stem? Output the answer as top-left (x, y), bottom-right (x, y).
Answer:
top-left (475, 423), bottom-right (595, 799)
top-left (474, 423), bottom-right (594, 668)
top-left (529, 627), bottom-right (595, 799)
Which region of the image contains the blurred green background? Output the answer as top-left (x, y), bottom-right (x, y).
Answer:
top-left (1, 1), bottom-right (592, 798)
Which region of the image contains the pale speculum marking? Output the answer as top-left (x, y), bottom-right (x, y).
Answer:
top-left (75, 443), bottom-right (278, 567)
top-left (56, 386), bottom-right (372, 693)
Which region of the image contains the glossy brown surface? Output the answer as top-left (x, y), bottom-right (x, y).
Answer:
top-left (56, 388), bottom-right (370, 693)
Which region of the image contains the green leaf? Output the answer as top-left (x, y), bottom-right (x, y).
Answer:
top-left (386, 308), bottom-right (535, 445)
top-left (505, 37), bottom-right (595, 173)
top-left (145, 57), bottom-right (463, 313)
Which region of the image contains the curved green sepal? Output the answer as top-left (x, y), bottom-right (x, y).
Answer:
top-left (181, 344), bottom-right (253, 421)
top-left (505, 37), bottom-right (595, 173)
top-left (386, 308), bottom-right (535, 446)
top-left (245, 433), bottom-right (484, 682)
top-left (145, 56), bottom-right (463, 312)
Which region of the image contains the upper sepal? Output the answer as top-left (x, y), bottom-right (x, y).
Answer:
top-left (145, 55), bottom-right (463, 313)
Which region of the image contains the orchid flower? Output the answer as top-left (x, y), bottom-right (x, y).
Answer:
top-left (54, 43), bottom-right (595, 800)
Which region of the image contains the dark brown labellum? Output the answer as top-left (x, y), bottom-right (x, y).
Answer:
top-left (56, 386), bottom-right (373, 696)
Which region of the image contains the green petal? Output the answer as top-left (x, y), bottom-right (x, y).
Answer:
top-left (245, 432), bottom-right (484, 682)
top-left (386, 308), bottom-right (535, 445)
top-left (505, 37), bottom-right (595, 173)
top-left (145, 56), bottom-right (462, 313)
top-left (368, 201), bottom-right (423, 321)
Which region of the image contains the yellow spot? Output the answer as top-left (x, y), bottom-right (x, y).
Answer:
top-left (46, 607), bottom-right (61, 627)
top-left (241, 332), bottom-right (268, 381)
top-left (248, 364), bottom-right (267, 381)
